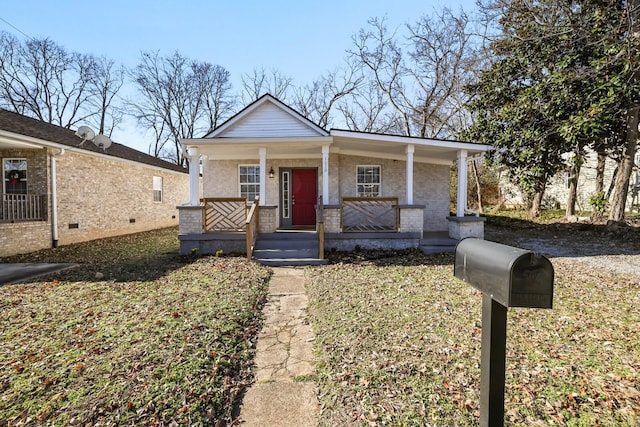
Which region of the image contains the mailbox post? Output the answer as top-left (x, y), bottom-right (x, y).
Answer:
top-left (454, 238), bottom-right (554, 427)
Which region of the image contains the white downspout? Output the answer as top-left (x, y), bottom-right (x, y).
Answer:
top-left (51, 148), bottom-right (65, 248)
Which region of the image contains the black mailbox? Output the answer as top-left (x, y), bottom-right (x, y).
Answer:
top-left (455, 238), bottom-right (554, 309)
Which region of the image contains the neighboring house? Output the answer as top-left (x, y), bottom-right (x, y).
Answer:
top-left (0, 109), bottom-right (190, 257)
top-left (178, 94), bottom-right (490, 263)
top-left (500, 149), bottom-right (640, 212)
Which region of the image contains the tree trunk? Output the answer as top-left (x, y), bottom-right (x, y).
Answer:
top-left (565, 164), bottom-right (581, 218)
top-left (595, 150), bottom-right (606, 195)
top-left (472, 159), bottom-right (483, 213)
top-left (608, 107), bottom-right (640, 223)
top-left (565, 150), bottom-right (582, 218)
top-left (530, 187), bottom-right (545, 218)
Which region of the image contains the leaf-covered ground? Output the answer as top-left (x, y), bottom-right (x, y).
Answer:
top-left (306, 248), bottom-right (639, 426)
top-left (0, 228), bottom-right (271, 425)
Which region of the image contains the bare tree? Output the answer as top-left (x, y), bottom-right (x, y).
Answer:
top-left (337, 79), bottom-right (401, 133)
top-left (240, 67), bottom-right (293, 103)
top-left (87, 56), bottom-right (125, 137)
top-left (291, 66), bottom-right (362, 129)
top-left (349, 9), bottom-right (477, 138)
top-left (130, 51), bottom-right (235, 166)
top-left (0, 31), bottom-right (100, 128)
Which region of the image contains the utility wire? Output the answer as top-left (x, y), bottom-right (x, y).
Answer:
top-left (0, 16), bottom-right (33, 40)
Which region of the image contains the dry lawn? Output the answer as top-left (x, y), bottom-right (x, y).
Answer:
top-left (0, 228), bottom-right (271, 425)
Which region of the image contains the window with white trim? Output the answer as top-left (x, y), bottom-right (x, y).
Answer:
top-left (239, 165), bottom-right (260, 202)
top-left (153, 176), bottom-right (163, 202)
top-left (3, 158), bottom-right (27, 195)
top-left (356, 165), bottom-right (381, 197)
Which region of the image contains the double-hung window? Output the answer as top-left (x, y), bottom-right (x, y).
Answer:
top-left (356, 165), bottom-right (381, 197)
top-left (153, 176), bottom-right (163, 202)
top-left (239, 165), bottom-right (260, 202)
top-left (3, 158), bottom-right (27, 195)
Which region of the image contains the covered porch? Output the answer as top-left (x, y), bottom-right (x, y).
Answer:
top-left (177, 131), bottom-right (489, 262)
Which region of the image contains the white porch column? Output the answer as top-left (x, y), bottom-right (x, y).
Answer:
top-left (456, 149), bottom-right (468, 217)
top-left (259, 147), bottom-right (266, 206)
top-left (188, 147), bottom-right (200, 206)
top-left (406, 144), bottom-right (415, 204)
top-left (322, 145), bottom-right (330, 203)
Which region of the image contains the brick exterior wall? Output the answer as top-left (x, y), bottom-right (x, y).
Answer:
top-left (258, 206), bottom-right (278, 233)
top-left (1, 147), bottom-right (189, 256)
top-left (54, 149), bottom-right (189, 245)
top-left (323, 207), bottom-right (341, 233)
top-left (338, 155), bottom-right (450, 231)
top-left (202, 154), bottom-right (451, 232)
top-left (399, 206), bottom-right (425, 233)
top-left (0, 221), bottom-right (51, 257)
top-left (447, 217), bottom-right (486, 240)
top-left (178, 206), bottom-right (204, 234)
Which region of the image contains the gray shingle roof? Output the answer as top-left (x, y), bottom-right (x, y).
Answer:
top-left (0, 109), bottom-right (188, 174)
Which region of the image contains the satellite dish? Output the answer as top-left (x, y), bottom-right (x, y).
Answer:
top-left (75, 126), bottom-right (95, 145)
top-left (93, 134), bottom-right (112, 150)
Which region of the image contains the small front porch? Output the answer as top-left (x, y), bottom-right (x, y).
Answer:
top-left (177, 197), bottom-right (483, 264)
top-left (1, 193), bottom-right (48, 223)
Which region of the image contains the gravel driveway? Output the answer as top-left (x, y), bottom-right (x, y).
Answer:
top-left (485, 223), bottom-right (640, 276)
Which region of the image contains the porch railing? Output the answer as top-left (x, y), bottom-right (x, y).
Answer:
top-left (1, 194), bottom-right (47, 222)
top-left (201, 197), bottom-right (248, 232)
top-left (342, 197), bottom-right (399, 232)
top-left (245, 197), bottom-right (260, 261)
top-left (316, 195), bottom-right (324, 259)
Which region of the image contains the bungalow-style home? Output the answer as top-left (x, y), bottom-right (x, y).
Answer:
top-left (0, 109), bottom-right (190, 257)
top-left (178, 94), bottom-right (490, 265)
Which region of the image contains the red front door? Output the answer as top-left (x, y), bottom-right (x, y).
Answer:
top-left (292, 169), bottom-right (317, 226)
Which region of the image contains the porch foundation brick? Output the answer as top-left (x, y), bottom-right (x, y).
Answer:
top-left (178, 233), bottom-right (246, 256)
top-left (258, 206), bottom-right (278, 233)
top-left (399, 205), bottom-right (425, 233)
top-left (0, 221), bottom-right (51, 256)
top-left (178, 205), bottom-right (204, 234)
top-left (447, 216), bottom-right (486, 240)
top-left (325, 232), bottom-right (422, 252)
top-left (322, 206), bottom-right (341, 233)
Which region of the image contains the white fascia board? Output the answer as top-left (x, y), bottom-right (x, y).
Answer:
top-left (0, 130), bottom-right (54, 149)
top-left (330, 129), bottom-right (491, 154)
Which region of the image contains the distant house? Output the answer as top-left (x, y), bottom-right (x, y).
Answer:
top-left (500, 149), bottom-right (640, 213)
top-left (177, 94), bottom-right (490, 264)
top-left (0, 109), bottom-right (190, 257)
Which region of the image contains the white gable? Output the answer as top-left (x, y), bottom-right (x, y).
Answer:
top-left (212, 100), bottom-right (326, 138)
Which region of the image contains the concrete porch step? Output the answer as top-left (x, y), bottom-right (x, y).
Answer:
top-left (419, 234), bottom-right (458, 255)
top-left (253, 232), bottom-right (327, 266)
top-left (255, 258), bottom-right (328, 267)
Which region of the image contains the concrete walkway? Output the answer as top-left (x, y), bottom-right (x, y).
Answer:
top-left (0, 263), bottom-right (77, 285)
top-left (236, 267), bottom-right (320, 426)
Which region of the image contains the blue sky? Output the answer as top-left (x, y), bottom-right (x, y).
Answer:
top-left (1, 0), bottom-right (477, 151)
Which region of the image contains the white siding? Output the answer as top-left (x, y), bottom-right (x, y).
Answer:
top-left (216, 103), bottom-right (323, 138)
